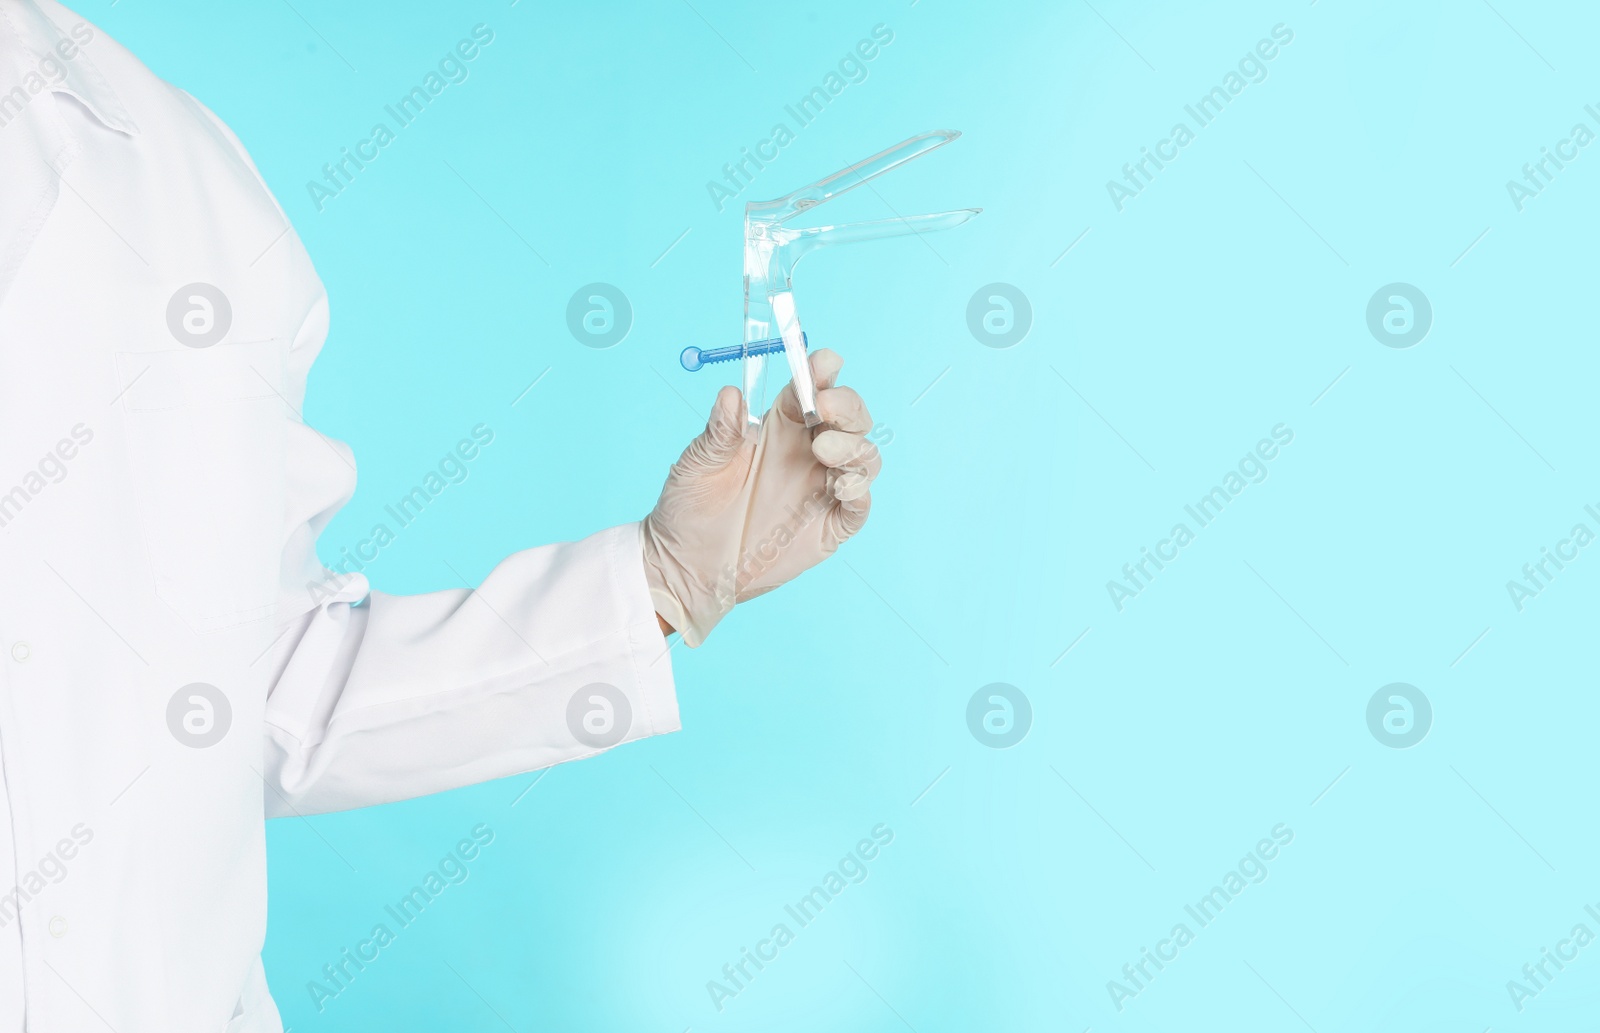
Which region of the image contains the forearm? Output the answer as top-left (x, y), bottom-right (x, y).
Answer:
top-left (265, 523), bottom-right (680, 814)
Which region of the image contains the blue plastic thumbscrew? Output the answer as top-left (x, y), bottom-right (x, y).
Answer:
top-left (680, 334), bottom-right (809, 372)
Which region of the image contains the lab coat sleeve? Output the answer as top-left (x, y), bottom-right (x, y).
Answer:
top-left (262, 523), bottom-right (681, 818)
top-left (177, 91), bottom-right (681, 817)
top-left (258, 284), bottom-right (680, 818)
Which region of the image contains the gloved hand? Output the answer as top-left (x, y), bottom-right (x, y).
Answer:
top-left (640, 349), bottom-right (880, 647)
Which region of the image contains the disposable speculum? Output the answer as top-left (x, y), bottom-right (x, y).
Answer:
top-left (680, 130), bottom-right (980, 427)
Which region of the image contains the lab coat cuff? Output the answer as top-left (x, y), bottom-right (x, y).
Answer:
top-left (606, 521), bottom-right (681, 741)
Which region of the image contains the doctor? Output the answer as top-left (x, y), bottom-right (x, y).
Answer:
top-left (0, 1), bottom-right (881, 1029)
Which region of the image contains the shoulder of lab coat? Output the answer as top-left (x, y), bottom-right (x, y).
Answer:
top-left (0, 0), bottom-right (134, 304)
top-left (1, 3), bottom-right (684, 814)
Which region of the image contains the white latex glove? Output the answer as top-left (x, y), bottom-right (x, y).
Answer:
top-left (640, 349), bottom-right (881, 647)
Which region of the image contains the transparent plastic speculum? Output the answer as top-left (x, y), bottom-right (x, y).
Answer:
top-left (738, 130), bottom-right (980, 427)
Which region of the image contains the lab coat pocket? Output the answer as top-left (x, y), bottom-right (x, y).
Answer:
top-left (116, 339), bottom-right (289, 633)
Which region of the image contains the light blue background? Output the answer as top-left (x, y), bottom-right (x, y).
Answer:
top-left (102, 0), bottom-right (1600, 1029)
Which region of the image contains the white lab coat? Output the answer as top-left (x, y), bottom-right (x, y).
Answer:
top-left (0, 2), bottom-right (680, 1029)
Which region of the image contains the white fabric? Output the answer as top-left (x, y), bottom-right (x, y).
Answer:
top-left (0, 1), bottom-right (678, 1029)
